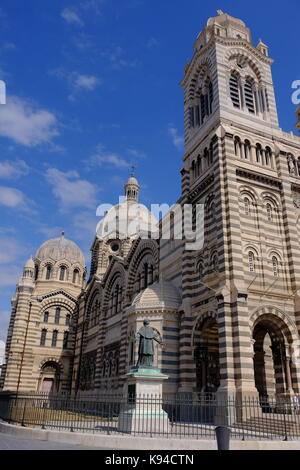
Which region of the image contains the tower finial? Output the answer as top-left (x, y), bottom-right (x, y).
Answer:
top-left (131, 165), bottom-right (136, 177)
top-left (61, 231), bottom-right (65, 237)
top-left (216, 9), bottom-right (224, 15)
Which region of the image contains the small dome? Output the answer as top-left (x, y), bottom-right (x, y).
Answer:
top-left (35, 233), bottom-right (85, 266)
top-left (126, 176), bottom-right (139, 186)
top-left (24, 257), bottom-right (35, 269)
top-left (132, 281), bottom-right (181, 310)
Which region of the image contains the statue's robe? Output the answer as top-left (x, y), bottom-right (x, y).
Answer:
top-left (136, 326), bottom-right (161, 367)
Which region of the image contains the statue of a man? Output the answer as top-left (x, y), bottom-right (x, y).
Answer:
top-left (135, 320), bottom-right (163, 368)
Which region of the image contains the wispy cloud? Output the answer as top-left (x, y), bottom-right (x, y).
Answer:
top-left (0, 186), bottom-right (32, 211)
top-left (127, 148), bottom-right (146, 159)
top-left (146, 37), bottom-right (159, 49)
top-left (61, 7), bottom-right (84, 27)
top-left (45, 168), bottom-right (99, 211)
top-left (73, 210), bottom-right (98, 239)
top-left (50, 69), bottom-right (101, 100)
top-left (86, 144), bottom-right (131, 169)
top-left (0, 96), bottom-right (59, 147)
top-left (0, 160), bottom-right (29, 179)
top-left (101, 46), bottom-right (139, 70)
top-left (168, 124), bottom-right (184, 151)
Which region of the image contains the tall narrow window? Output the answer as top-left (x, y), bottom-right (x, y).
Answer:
top-left (209, 81), bottom-right (214, 113)
top-left (59, 266), bottom-right (66, 281)
top-left (43, 312), bottom-right (49, 323)
top-left (40, 329), bottom-right (47, 346)
top-left (55, 307), bottom-right (61, 324)
top-left (244, 140), bottom-right (251, 160)
top-left (234, 137), bottom-right (242, 157)
top-left (244, 80), bottom-right (255, 113)
top-left (272, 256), bottom-right (279, 277)
top-left (266, 203), bottom-right (273, 222)
top-left (265, 147), bottom-right (272, 167)
top-left (200, 94), bottom-right (206, 123)
top-left (189, 107), bottom-right (195, 128)
top-left (73, 269), bottom-right (79, 284)
top-left (212, 254), bottom-right (218, 272)
top-left (63, 331), bottom-right (69, 349)
top-left (195, 105), bottom-right (200, 126)
top-left (248, 251), bottom-right (255, 272)
top-left (244, 197), bottom-right (251, 216)
top-left (229, 74), bottom-right (241, 108)
top-left (52, 330), bottom-right (58, 348)
top-left (65, 314), bottom-right (71, 326)
top-left (46, 265), bottom-right (52, 280)
top-left (256, 144), bottom-right (262, 163)
top-left (199, 261), bottom-right (204, 278)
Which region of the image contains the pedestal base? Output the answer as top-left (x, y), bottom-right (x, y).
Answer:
top-left (118, 367), bottom-right (170, 434)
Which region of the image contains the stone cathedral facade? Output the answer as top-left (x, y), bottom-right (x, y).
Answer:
top-left (2, 11), bottom-right (300, 401)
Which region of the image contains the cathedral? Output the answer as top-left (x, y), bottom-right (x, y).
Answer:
top-left (2, 11), bottom-right (300, 401)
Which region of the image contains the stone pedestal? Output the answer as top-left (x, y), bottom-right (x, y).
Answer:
top-left (118, 367), bottom-right (170, 434)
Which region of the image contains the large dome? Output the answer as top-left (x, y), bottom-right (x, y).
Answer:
top-left (96, 200), bottom-right (158, 241)
top-left (35, 233), bottom-right (85, 266)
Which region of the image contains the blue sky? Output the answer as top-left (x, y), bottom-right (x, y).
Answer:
top-left (0, 0), bottom-right (299, 341)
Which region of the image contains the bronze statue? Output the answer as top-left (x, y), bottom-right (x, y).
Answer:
top-left (135, 320), bottom-right (163, 368)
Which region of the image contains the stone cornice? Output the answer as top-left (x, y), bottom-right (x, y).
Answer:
top-left (35, 289), bottom-right (79, 305)
top-left (188, 173), bottom-right (215, 201)
top-left (236, 168), bottom-right (282, 190)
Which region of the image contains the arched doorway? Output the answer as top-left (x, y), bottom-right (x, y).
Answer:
top-left (39, 361), bottom-right (61, 394)
top-left (194, 317), bottom-right (220, 394)
top-left (253, 315), bottom-right (294, 401)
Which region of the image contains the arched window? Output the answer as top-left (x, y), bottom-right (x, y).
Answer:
top-left (244, 197), bottom-right (251, 215)
top-left (209, 81), bottom-right (214, 113)
top-left (272, 256), bottom-right (279, 277)
top-left (199, 261), bottom-right (204, 278)
top-left (59, 266), bottom-right (66, 281)
top-left (63, 331), bottom-right (69, 349)
top-left (72, 269), bottom-right (79, 284)
top-left (35, 265), bottom-right (39, 281)
top-left (191, 160), bottom-right (195, 180)
top-left (265, 147), bottom-right (272, 166)
top-left (244, 79), bottom-right (256, 114)
top-left (40, 329), bottom-right (47, 346)
top-left (256, 144), bottom-right (263, 163)
top-left (43, 312), bottom-right (49, 323)
top-left (229, 74), bottom-right (241, 108)
top-left (45, 265), bottom-right (52, 280)
top-left (244, 140), bottom-right (251, 160)
top-left (248, 251), bottom-right (255, 272)
top-left (55, 308), bottom-right (61, 324)
top-left (212, 254), bottom-right (218, 272)
top-left (65, 314), bottom-right (71, 326)
top-left (234, 137), bottom-right (242, 157)
top-left (51, 330), bottom-right (58, 348)
top-left (266, 203), bottom-right (273, 222)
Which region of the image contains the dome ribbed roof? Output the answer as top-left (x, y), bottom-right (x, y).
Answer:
top-left (35, 234), bottom-right (85, 266)
top-left (132, 281), bottom-right (181, 310)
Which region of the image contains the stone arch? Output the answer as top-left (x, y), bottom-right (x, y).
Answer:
top-left (250, 307), bottom-right (299, 398)
top-left (187, 57), bottom-right (214, 100)
top-left (127, 240), bottom-right (159, 299)
top-left (192, 311), bottom-right (219, 393)
top-left (250, 306), bottom-right (298, 345)
top-left (225, 49), bottom-right (264, 83)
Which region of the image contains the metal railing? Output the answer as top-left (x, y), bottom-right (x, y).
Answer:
top-left (0, 391), bottom-right (299, 440)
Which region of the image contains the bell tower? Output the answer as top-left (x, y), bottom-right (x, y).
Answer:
top-left (178, 11), bottom-right (300, 400)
